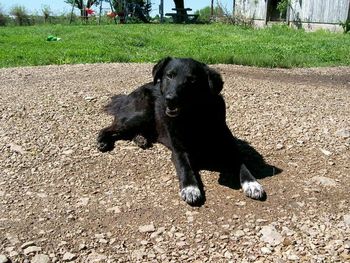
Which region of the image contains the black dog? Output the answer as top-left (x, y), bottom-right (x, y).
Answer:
top-left (97, 57), bottom-right (266, 205)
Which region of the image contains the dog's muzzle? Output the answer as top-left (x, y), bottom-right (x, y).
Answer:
top-left (165, 94), bottom-right (180, 117)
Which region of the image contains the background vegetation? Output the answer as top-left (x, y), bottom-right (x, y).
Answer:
top-left (0, 24), bottom-right (349, 68)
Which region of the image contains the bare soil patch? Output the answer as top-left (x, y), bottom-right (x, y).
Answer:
top-left (1, 64), bottom-right (349, 262)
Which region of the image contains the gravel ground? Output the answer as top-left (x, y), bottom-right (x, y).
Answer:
top-left (0, 63), bottom-right (349, 263)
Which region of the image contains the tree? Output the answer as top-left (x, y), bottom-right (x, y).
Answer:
top-left (10, 5), bottom-right (30, 26)
top-left (65, 0), bottom-right (98, 20)
top-left (42, 5), bottom-right (51, 23)
top-left (173, 0), bottom-right (186, 23)
top-left (195, 5), bottom-right (224, 22)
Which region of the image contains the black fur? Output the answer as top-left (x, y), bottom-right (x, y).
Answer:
top-left (97, 57), bottom-right (266, 205)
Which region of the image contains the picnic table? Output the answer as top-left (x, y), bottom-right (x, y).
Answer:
top-left (165, 7), bottom-right (199, 23)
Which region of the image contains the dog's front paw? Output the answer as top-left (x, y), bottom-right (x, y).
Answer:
top-left (180, 185), bottom-right (202, 205)
top-left (97, 140), bottom-right (115, 152)
top-left (96, 134), bottom-right (115, 152)
top-left (242, 181), bottom-right (266, 200)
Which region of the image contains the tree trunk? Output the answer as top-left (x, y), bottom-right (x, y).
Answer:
top-left (173, 0), bottom-right (186, 23)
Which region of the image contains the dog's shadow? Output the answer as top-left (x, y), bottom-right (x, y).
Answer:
top-left (217, 138), bottom-right (283, 192)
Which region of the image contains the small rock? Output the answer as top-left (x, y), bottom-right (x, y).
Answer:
top-left (341, 253), bottom-right (350, 260)
top-left (62, 252), bottom-right (77, 262)
top-left (335, 128), bottom-right (350, 138)
top-left (344, 240), bottom-right (350, 249)
top-left (76, 197), bottom-right (89, 207)
top-left (224, 251), bottom-right (233, 259)
top-left (62, 149), bottom-right (74, 155)
top-left (32, 254), bottom-right (50, 263)
top-left (0, 255), bottom-right (10, 263)
top-left (21, 241), bottom-right (36, 249)
top-left (311, 176), bottom-right (337, 187)
top-left (276, 143), bottom-right (284, 150)
top-left (283, 237), bottom-right (293, 246)
top-left (78, 243), bottom-right (87, 251)
top-left (176, 241), bottom-right (187, 247)
top-left (131, 249), bottom-right (145, 260)
top-left (344, 214), bottom-right (350, 226)
top-left (9, 251), bottom-right (18, 257)
top-left (8, 143), bottom-right (26, 154)
top-left (5, 234), bottom-right (20, 245)
top-left (234, 230), bottom-right (245, 238)
top-left (260, 225), bottom-right (284, 246)
top-left (84, 96), bottom-right (96, 102)
top-left (261, 247), bottom-right (272, 254)
top-left (23, 246), bottom-right (42, 255)
top-left (86, 252), bottom-right (107, 262)
top-left (320, 148), bottom-right (332, 156)
top-left (235, 201), bottom-right (246, 206)
top-left (287, 253), bottom-right (299, 261)
top-left (139, 223), bottom-right (155, 233)
top-left (106, 206), bottom-right (121, 214)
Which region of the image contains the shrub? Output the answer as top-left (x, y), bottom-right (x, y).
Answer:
top-left (339, 19), bottom-right (350, 33)
top-left (10, 5), bottom-right (31, 26)
top-left (42, 5), bottom-right (51, 23)
top-left (0, 5), bottom-right (7, 26)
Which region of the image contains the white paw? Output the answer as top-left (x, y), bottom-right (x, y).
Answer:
top-left (180, 186), bottom-right (202, 204)
top-left (242, 181), bottom-right (266, 200)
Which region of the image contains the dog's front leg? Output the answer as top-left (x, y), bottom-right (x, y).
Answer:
top-left (172, 151), bottom-right (202, 205)
top-left (96, 123), bottom-right (118, 152)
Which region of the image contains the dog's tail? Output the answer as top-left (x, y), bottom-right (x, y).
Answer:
top-left (104, 94), bottom-right (127, 116)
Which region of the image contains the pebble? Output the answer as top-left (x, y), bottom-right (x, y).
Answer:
top-left (260, 225), bottom-right (284, 246)
top-left (106, 206), bottom-right (121, 214)
top-left (320, 148), bottom-right (332, 156)
top-left (234, 230), bottom-right (245, 238)
top-left (139, 223), bottom-right (155, 233)
top-left (31, 254), bottom-right (50, 263)
top-left (131, 249), bottom-right (145, 260)
top-left (276, 143), bottom-right (284, 150)
top-left (86, 252), bottom-right (107, 262)
top-left (8, 143), bottom-right (26, 154)
top-left (224, 251), bottom-right (233, 259)
top-left (21, 241), bottom-right (36, 249)
top-left (311, 176), bottom-right (337, 186)
top-left (0, 255), bottom-right (10, 263)
top-left (23, 246), bottom-right (42, 255)
top-left (176, 241), bottom-right (187, 247)
top-left (62, 149), bottom-right (74, 155)
top-left (344, 214), bottom-right (350, 226)
top-left (84, 96), bottom-right (96, 102)
top-left (261, 247), bottom-right (272, 254)
top-left (335, 128), bottom-right (350, 138)
top-left (62, 252), bottom-right (77, 262)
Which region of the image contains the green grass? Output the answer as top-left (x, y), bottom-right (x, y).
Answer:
top-left (0, 24), bottom-right (349, 68)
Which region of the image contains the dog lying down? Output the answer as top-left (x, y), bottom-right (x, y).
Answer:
top-left (97, 57), bottom-right (266, 205)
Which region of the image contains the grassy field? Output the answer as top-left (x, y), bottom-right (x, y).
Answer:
top-left (0, 24), bottom-right (349, 68)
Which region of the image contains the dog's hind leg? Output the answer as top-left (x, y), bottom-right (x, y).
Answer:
top-left (240, 164), bottom-right (266, 200)
top-left (97, 111), bottom-right (154, 152)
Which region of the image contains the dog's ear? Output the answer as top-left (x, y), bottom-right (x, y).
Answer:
top-left (206, 67), bottom-right (223, 94)
top-left (152, 57), bottom-right (172, 85)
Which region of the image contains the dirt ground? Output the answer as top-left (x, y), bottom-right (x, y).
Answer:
top-left (0, 63), bottom-right (349, 263)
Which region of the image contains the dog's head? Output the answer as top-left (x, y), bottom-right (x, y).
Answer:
top-left (152, 57), bottom-right (223, 118)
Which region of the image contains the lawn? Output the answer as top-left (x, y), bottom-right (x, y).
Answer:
top-left (0, 24), bottom-right (349, 68)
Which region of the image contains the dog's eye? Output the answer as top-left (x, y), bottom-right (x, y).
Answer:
top-left (166, 72), bottom-right (175, 79)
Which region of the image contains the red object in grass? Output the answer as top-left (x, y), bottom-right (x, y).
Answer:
top-left (85, 8), bottom-right (95, 15)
